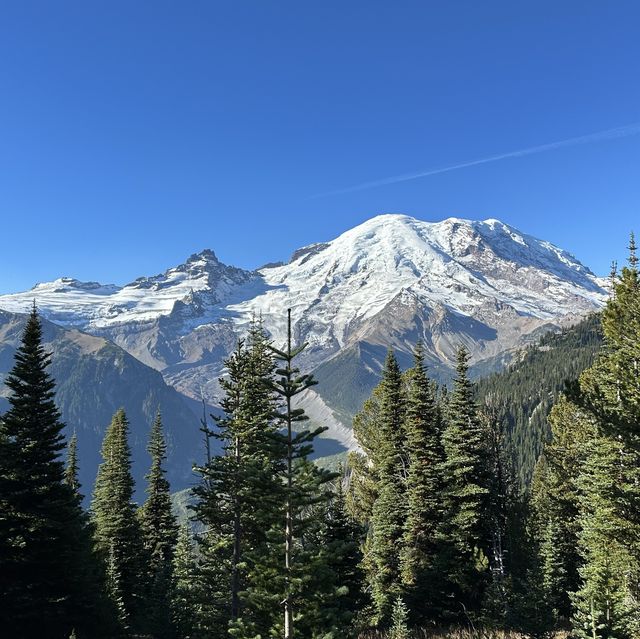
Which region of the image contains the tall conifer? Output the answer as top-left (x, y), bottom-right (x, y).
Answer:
top-left (91, 408), bottom-right (144, 634)
top-left (0, 307), bottom-right (103, 637)
top-left (139, 412), bottom-right (178, 638)
top-left (367, 349), bottom-right (407, 624)
top-left (193, 320), bottom-right (284, 638)
top-left (268, 309), bottom-right (335, 638)
top-left (567, 236), bottom-right (640, 637)
top-left (440, 346), bottom-right (489, 610)
top-left (400, 342), bottom-right (444, 620)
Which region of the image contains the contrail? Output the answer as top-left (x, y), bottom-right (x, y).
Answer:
top-left (310, 121), bottom-right (640, 198)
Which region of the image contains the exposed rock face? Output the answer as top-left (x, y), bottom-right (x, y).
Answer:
top-left (0, 214), bottom-right (607, 448)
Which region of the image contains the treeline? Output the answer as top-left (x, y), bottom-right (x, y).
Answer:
top-left (347, 240), bottom-right (640, 637)
top-left (0, 309), bottom-right (363, 639)
top-left (1, 239), bottom-right (639, 639)
top-left (475, 313), bottom-right (603, 486)
top-left (347, 343), bottom-right (535, 632)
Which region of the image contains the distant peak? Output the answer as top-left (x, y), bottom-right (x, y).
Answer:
top-left (186, 249), bottom-right (219, 264)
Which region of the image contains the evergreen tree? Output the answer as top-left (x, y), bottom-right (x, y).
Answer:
top-left (0, 307), bottom-right (103, 638)
top-left (138, 412), bottom-right (178, 638)
top-left (65, 430), bottom-right (81, 495)
top-left (347, 383), bottom-right (385, 526)
top-left (399, 342), bottom-right (444, 621)
top-left (300, 476), bottom-right (366, 639)
top-left (367, 349), bottom-right (407, 624)
top-left (171, 525), bottom-right (199, 639)
top-left (439, 346), bottom-right (490, 613)
top-left (388, 596), bottom-right (410, 639)
top-left (193, 320), bottom-right (284, 638)
top-left (268, 309), bottom-right (335, 639)
top-left (567, 237), bottom-right (640, 637)
top-left (571, 432), bottom-right (639, 639)
top-left (529, 394), bottom-right (589, 622)
top-left (91, 408), bottom-right (144, 635)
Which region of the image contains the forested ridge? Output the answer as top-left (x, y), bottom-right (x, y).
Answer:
top-left (475, 313), bottom-right (603, 486)
top-left (0, 239), bottom-right (638, 639)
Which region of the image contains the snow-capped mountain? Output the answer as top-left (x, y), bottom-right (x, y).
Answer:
top-left (228, 215), bottom-right (606, 354)
top-left (0, 214), bottom-right (608, 441)
top-left (1, 248), bottom-right (252, 329)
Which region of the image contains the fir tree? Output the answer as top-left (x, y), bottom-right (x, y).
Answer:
top-left (171, 525), bottom-right (199, 639)
top-left (65, 430), bottom-right (81, 495)
top-left (347, 382), bottom-right (385, 526)
top-left (388, 596), bottom-right (410, 639)
top-left (568, 235), bottom-right (640, 637)
top-left (399, 342), bottom-right (444, 621)
top-left (138, 412), bottom-right (178, 638)
top-left (571, 432), bottom-right (639, 639)
top-left (193, 320), bottom-right (284, 638)
top-left (300, 476), bottom-right (366, 639)
top-left (91, 408), bottom-right (144, 635)
top-left (439, 346), bottom-right (490, 613)
top-left (529, 394), bottom-right (589, 622)
top-left (367, 349), bottom-right (407, 624)
top-left (268, 309), bottom-right (335, 639)
top-left (0, 307), bottom-right (103, 638)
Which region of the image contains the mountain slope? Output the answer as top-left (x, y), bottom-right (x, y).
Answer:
top-left (475, 313), bottom-right (603, 486)
top-left (0, 311), bottom-right (202, 499)
top-left (0, 215), bottom-right (608, 441)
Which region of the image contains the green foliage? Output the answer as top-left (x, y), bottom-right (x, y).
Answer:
top-left (138, 411), bottom-right (178, 638)
top-left (528, 395), bottom-right (591, 622)
top-left (571, 433), bottom-right (639, 639)
top-left (65, 430), bottom-right (81, 495)
top-left (192, 321), bottom-right (287, 637)
top-left (388, 596), bottom-right (410, 639)
top-left (91, 408), bottom-right (144, 634)
top-left (0, 307), bottom-right (105, 638)
top-left (400, 343), bottom-right (445, 621)
top-left (171, 524), bottom-right (199, 639)
top-left (439, 347), bottom-right (490, 610)
top-left (366, 350), bottom-right (408, 624)
top-left (268, 309), bottom-right (336, 638)
top-left (475, 314), bottom-right (603, 486)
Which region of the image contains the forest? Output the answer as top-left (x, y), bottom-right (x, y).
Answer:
top-left (0, 239), bottom-right (639, 639)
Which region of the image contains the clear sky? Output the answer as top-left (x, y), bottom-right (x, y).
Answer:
top-left (1, 1), bottom-right (639, 293)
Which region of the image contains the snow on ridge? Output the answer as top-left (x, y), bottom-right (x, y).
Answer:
top-left (226, 214), bottom-right (607, 348)
top-left (0, 215), bottom-right (607, 342)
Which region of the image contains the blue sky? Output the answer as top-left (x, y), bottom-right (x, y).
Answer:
top-left (0, 1), bottom-right (639, 292)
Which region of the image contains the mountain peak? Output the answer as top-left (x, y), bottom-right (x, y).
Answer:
top-left (185, 248), bottom-right (219, 264)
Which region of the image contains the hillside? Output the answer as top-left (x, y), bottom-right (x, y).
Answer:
top-left (475, 313), bottom-right (603, 485)
top-left (0, 310), bottom-right (202, 499)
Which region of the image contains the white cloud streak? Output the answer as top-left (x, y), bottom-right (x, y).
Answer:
top-left (310, 122), bottom-right (640, 198)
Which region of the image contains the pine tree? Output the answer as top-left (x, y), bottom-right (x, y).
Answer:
top-left (91, 408), bottom-right (144, 635)
top-left (193, 320), bottom-right (284, 638)
top-left (399, 342), bottom-right (444, 620)
top-left (567, 236), bottom-right (640, 637)
top-left (388, 596), bottom-right (410, 639)
top-left (138, 412), bottom-right (178, 638)
top-left (439, 346), bottom-right (490, 613)
top-left (171, 525), bottom-right (199, 639)
top-left (0, 307), bottom-right (104, 638)
top-left (529, 394), bottom-right (590, 622)
top-left (571, 432), bottom-right (639, 639)
top-left (367, 349), bottom-right (407, 624)
top-left (268, 309), bottom-right (335, 639)
top-left (65, 430), bottom-right (81, 495)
